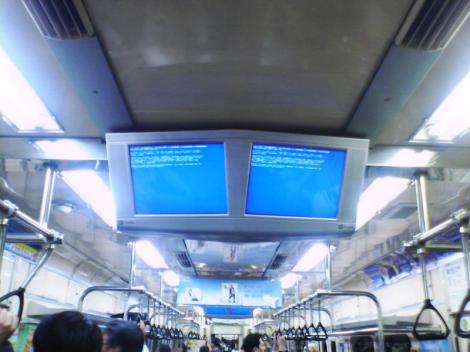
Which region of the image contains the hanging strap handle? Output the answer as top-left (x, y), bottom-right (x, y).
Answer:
top-left (455, 289), bottom-right (470, 338)
top-left (412, 299), bottom-right (450, 340)
top-left (315, 322), bottom-right (328, 341)
top-left (0, 287), bottom-right (25, 320)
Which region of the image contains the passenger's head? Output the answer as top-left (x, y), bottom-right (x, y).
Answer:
top-left (159, 344), bottom-right (172, 352)
top-left (241, 333), bottom-right (264, 352)
top-left (102, 320), bottom-right (144, 352)
top-left (211, 338), bottom-right (221, 350)
top-left (32, 311), bottom-right (102, 352)
top-left (200, 346), bottom-right (210, 352)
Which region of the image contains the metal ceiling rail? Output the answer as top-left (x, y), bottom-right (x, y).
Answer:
top-left (273, 289), bottom-right (384, 352)
top-left (403, 208), bottom-right (470, 249)
top-left (0, 199), bottom-right (63, 244)
top-left (77, 285), bottom-right (184, 316)
top-left (0, 166), bottom-right (63, 320)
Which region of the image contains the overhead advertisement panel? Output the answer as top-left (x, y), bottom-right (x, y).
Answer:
top-left (177, 278), bottom-right (282, 308)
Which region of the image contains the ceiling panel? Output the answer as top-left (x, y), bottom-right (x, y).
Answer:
top-left (186, 240), bottom-right (279, 274)
top-left (85, 0), bottom-right (413, 132)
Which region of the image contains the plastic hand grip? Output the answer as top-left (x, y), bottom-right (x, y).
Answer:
top-left (412, 299), bottom-right (450, 340)
top-left (0, 287), bottom-right (25, 320)
top-left (455, 290), bottom-right (470, 338)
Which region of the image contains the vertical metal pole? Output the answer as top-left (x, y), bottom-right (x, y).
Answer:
top-left (38, 166), bottom-right (56, 225)
top-left (295, 278), bottom-right (300, 302)
top-left (460, 222), bottom-right (470, 288)
top-left (0, 218), bottom-right (8, 286)
top-left (129, 241), bottom-right (136, 288)
top-left (415, 172), bottom-right (431, 300)
top-left (326, 244), bottom-right (332, 291)
top-left (160, 271), bottom-right (164, 298)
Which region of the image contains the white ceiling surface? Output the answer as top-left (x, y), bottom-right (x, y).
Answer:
top-left (84, 0), bottom-right (412, 132)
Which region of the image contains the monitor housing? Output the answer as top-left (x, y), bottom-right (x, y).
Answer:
top-left (106, 130), bottom-right (369, 241)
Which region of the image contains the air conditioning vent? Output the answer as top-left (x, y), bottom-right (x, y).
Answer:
top-left (175, 252), bottom-right (192, 268)
top-left (396, 0), bottom-right (470, 51)
top-left (269, 254), bottom-right (287, 270)
top-left (22, 0), bottom-right (94, 39)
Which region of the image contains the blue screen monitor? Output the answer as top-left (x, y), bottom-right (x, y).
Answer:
top-left (129, 143), bottom-right (227, 215)
top-left (246, 144), bottom-right (346, 218)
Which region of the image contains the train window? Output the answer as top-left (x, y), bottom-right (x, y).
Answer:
top-left (350, 337), bottom-right (374, 352)
top-left (384, 335), bottom-right (411, 352)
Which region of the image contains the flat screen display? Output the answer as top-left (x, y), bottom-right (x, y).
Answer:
top-left (129, 143), bottom-right (227, 214)
top-left (246, 144), bottom-right (346, 218)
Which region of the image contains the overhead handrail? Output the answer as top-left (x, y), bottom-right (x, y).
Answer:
top-left (0, 199), bottom-right (63, 244)
top-left (455, 220), bottom-right (470, 338)
top-left (274, 290), bottom-right (383, 351)
top-left (0, 168), bottom-right (62, 320)
top-left (77, 285), bottom-right (184, 316)
top-left (411, 173), bottom-right (450, 341)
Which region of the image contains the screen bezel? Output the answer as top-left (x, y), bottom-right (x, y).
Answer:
top-left (107, 130), bottom-right (369, 241)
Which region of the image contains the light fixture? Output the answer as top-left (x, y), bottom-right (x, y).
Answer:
top-left (384, 149), bottom-right (437, 167)
top-left (163, 270), bottom-right (180, 287)
top-left (280, 273), bottom-right (299, 289)
top-left (292, 243), bottom-right (329, 272)
top-left (135, 240), bottom-right (168, 269)
top-left (411, 70), bottom-right (470, 143)
top-left (61, 170), bottom-right (116, 227)
top-left (355, 177), bottom-right (410, 230)
top-left (33, 139), bottom-right (92, 160)
top-left (0, 47), bottom-right (63, 133)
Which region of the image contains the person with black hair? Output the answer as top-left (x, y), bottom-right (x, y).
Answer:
top-left (102, 320), bottom-right (145, 352)
top-left (200, 346), bottom-right (210, 352)
top-left (32, 311), bottom-right (102, 352)
top-left (158, 344), bottom-right (172, 352)
top-left (241, 333), bottom-right (264, 352)
top-left (211, 338), bottom-right (222, 352)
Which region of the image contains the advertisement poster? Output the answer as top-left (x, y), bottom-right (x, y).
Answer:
top-left (177, 278), bottom-right (282, 308)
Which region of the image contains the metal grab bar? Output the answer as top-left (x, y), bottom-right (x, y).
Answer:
top-left (274, 290), bottom-right (384, 352)
top-left (412, 299), bottom-right (450, 340)
top-left (0, 199), bottom-right (63, 244)
top-left (77, 285), bottom-right (184, 316)
top-left (455, 222), bottom-right (470, 338)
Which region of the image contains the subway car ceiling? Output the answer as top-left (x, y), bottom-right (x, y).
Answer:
top-left (1, 0), bottom-right (470, 311)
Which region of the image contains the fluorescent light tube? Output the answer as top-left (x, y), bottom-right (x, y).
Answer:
top-left (136, 240), bottom-right (168, 269)
top-left (280, 273), bottom-right (299, 289)
top-left (292, 243), bottom-right (329, 272)
top-left (163, 270), bottom-right (180, 287)
top-left (412, 71), bottom-right (470, 143)
top-left (34, 139), bottom-right (91, 160)
top-left (356, 177), bottom-right (410, 230)
top-left (0, 47), bottom-right (63, 133)
top-left (61, 170), bottom-right (116, 227)
top-left (385, 149), bottom-right (436, 167)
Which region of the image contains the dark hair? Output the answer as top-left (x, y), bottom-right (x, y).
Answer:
top-left (241, 333), bottom-right (262, 352)
top-left (32, 311), bottom-right (102, 352)
top-left (200, 346), bottom-right (210, 352)
top-left (104, 320), bottom-right (144, 352)
top-left (159, 344), bottom-right (172, 352)
top-left (211, 338), bottom-right (221, 348)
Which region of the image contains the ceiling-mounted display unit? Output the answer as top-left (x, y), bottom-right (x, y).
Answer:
top-left (106, 130), bottom-right (369, 241)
